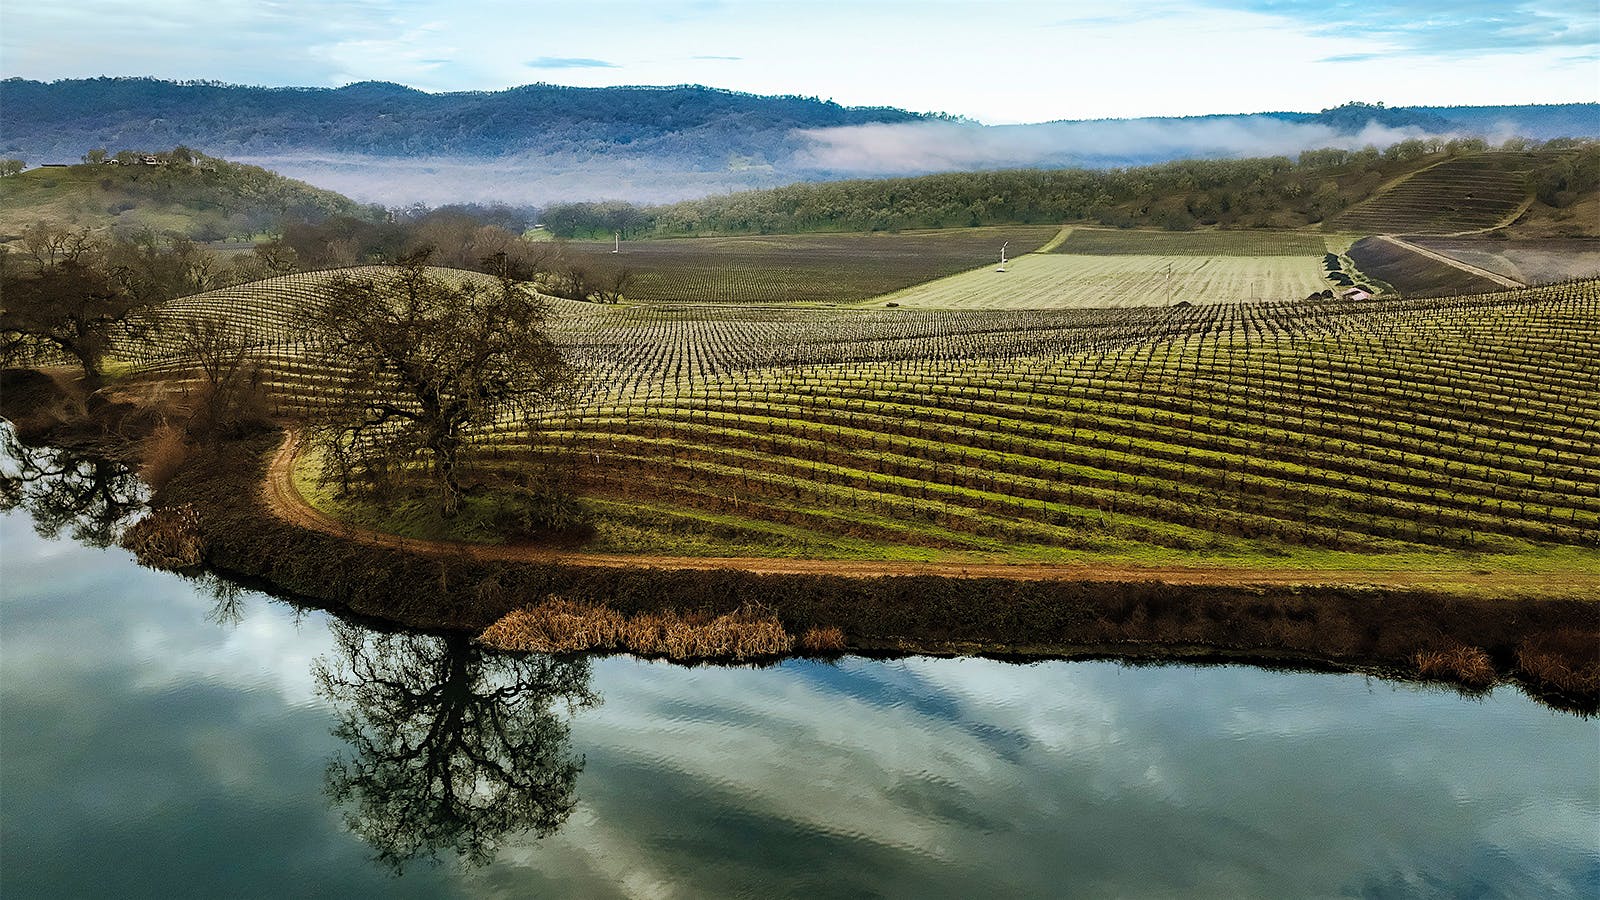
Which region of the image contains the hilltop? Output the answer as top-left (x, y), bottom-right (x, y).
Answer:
top-left (0, 148), bottom-right (381, 239)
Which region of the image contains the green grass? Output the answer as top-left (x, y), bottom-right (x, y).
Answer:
top-left (292, 451), bottom-right (546, 545)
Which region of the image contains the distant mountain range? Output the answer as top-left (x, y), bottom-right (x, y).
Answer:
top-left (2, 78), bottom-right (1594, 206)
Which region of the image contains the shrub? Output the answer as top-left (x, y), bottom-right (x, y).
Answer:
top-left (1413, 644), bottom-right (1496, 690)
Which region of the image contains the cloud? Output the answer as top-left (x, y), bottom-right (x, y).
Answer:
top-left (791, 117), bottom-right (1479, 176)
top-left (1200, 0), bottom-right (1600, 56)
top-left (526, 56), bottom-right (620, 69)
top-left (692, 55), bottom-right (742, 61)
top-left (1319, 53), bottom-right (1385, 64)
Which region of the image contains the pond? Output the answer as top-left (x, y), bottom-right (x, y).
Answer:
top-left (1, 454), bottom-right (1596, 897)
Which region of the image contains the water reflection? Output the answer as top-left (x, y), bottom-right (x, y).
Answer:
top-left (314, 624), bottom-right (598, 874)
top-left (2, 439), bottom-right (1596, 897)
top-left (0, 425), bottom-right (144, 546)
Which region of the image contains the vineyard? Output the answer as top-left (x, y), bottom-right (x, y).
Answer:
top-left (555, 226), bottom-right (1062, 304)
top-left (875, 252), bottom-right (1333, 308)
top-left (110, 268), bottom-right (1600, 577)
top-left (1330, 151), bottom-right (1556, 235)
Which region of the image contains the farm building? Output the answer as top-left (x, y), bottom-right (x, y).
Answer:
top-left (1341, 288), bottom-right (1374, 301)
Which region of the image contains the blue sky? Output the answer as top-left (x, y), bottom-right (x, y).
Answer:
top-left (3, 1), bottom-right (1595, 122)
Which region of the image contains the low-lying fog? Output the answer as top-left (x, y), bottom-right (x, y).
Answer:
top-left (241, 116), bottom-right (1540, 207)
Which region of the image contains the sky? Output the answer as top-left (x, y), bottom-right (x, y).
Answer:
top-left (3, 0), bottom-right (1597, 123)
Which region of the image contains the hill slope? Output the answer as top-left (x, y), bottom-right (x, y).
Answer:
top-left (0, 151), bottom-right (379, 238)
top-left (1330, 151), bottom-right (1556, 234)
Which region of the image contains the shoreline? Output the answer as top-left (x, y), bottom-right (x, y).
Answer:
top-left (148, 430), bottom-right (1598, 711)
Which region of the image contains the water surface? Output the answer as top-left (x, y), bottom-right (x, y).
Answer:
top-left (2, 505), bottom-right (1596, 898)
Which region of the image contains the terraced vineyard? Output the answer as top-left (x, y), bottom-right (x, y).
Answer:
top-left (116, 269), bottom-right (1600, 571)
top-left (557, 226), bottom-right (1062, 304)
top-left (1331, 151), bottom-right (1556, 235)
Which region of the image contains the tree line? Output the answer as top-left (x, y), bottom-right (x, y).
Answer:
top-left (540, 138), bottom-right (1596, 237)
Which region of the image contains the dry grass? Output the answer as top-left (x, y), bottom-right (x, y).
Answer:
top-left (1517, 630), bottom-right (1600, 696)
top-left (120, 504), bottom-right (205, 570)
top-left (1413, 644), bottom-right (1497, 690)
top-left (799, 625), bottom-right (847, 654)
top-left (138, 422), bottom-right (192, 491)
top-left (478, 597), bottom-right (798, 660)
top-left (478, 598), bottom-right (627, 654)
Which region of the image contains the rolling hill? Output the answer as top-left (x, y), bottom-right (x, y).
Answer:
top-left (0, 150), bottom-right (380, 239)
top-left (1331, 151), bottom-right (1556, 234)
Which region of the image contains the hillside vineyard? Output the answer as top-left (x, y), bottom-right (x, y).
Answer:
top-left (114, 271), bottom-right (1600, 561)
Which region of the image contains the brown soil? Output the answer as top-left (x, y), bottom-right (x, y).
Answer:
top-left (264, 432), bottom-right (1599, 595)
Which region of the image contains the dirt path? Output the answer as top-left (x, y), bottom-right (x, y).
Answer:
top-left (264, 433), bottom-right (1597, 593)
top-left (1378, 235), bottom-right (1525, 289)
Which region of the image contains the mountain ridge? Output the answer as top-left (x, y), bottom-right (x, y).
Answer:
top-left (3, 78), bottom-right (1593, 205)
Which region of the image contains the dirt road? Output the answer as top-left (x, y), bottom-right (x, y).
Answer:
top-left (264, 433), bottom-right (1597, 593)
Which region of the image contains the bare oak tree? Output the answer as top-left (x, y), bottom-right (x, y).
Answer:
top-left (308, 257), bottom-right (570, 515)
top-left (0, 225), bottom-right (157, 384)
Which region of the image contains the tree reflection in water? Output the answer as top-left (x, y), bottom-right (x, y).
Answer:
top-left (314, 622), bottom-right (599, 874)
top-left (0, 425), bottom-right (145, 547)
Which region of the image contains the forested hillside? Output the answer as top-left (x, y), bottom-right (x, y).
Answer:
top-left (542, 141), bottom-right (1600, 237)
top-left (0, 78), bottom-right (924, 164)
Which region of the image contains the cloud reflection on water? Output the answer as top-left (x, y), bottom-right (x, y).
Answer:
top-left (1, 510), bottom-right (1596, 897)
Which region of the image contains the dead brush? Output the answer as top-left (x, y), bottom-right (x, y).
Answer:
top-left (138, 422), bottom-right (192, 492)
top-left (799, 625), bottom-right (847, 654)
top-left (1516, 630), bottom-right (1600, 696)
top-left (119, 505), bottom-right (205, 571)
top-left (1413, 643), bottom-right (1497, 690)
top-left (623, 603), bottom-right (794, 660)
top-left (477, 597), bottom-right (626, 654)
top-left (480, 599), bottom-right (796, 660)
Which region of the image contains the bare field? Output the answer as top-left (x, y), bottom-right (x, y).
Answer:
top-left (873, 252), bottom-right (1332, 308)
top-left (1406, 237), bottom-right (1600, 285)
top-left (1056, 227), bottom-right (1334, 256)
top-left (1348, 237), bottom-right (1507, 297)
